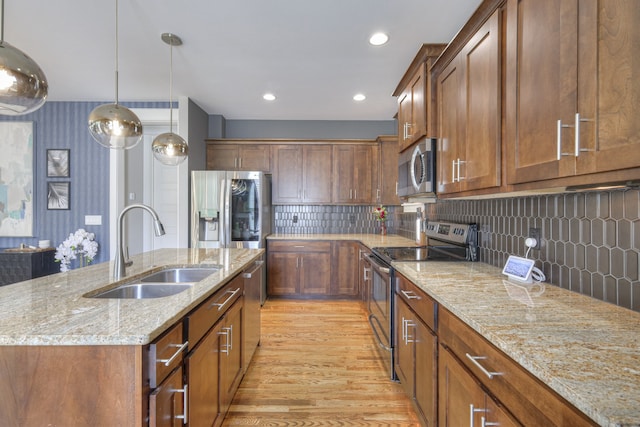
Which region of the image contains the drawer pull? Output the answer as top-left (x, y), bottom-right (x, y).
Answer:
top-left (481, 417), bottom-right (500, 427)
top-left (157, 341), bottom-right (188, 367)
top-left (173, 384), bottom-right (188, 424)
top-left (209, 288), bottom-right (241, 311)
top-left (470, 404), bottom-right (487, 427)
top-left (400, 289), bottom-right (420, 300)
top-left (465, 353), bottom-right (503, 379)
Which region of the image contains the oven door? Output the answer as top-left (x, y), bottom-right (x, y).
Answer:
top-left (365, 254), bottom-right (396, 381)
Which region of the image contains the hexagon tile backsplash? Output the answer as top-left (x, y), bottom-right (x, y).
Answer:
top-left (410, 188), bottom-right (639, 312)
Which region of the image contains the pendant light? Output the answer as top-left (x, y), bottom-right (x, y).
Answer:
top-left (0, 0), bottom-right (48, 115)
top-left (88, 0), bottom-right (142, 149)
top-left (151, 33), bottom-right (188, 165)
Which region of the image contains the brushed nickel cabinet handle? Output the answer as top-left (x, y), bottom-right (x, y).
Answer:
top-left (157, 341), bottom-right (188, 367)
top-left (465, 353), bottom-right (503, 379)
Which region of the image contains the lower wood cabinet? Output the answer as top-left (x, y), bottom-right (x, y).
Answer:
top-left (218, 298), bottom-right (244, 416)
top-left (394, 273), bottom-right (437, 427)
top-left (150, 365), bottom-right (187, 427)
top-left (267, 240), bottom-right (361, 298)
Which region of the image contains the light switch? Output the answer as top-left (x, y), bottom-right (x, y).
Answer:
top-left (85, 215), bottom-right (102, 225)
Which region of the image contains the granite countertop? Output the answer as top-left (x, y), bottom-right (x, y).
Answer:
top-left (395, 261), bottom-right (640, 427)
top-left (267, 232), bottom-right (417, 248)
top-left (0, 248), bottom-right (264, 346)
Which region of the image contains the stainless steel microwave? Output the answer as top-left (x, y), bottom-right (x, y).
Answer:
top-left (397, 138), bottom-right (436, 198)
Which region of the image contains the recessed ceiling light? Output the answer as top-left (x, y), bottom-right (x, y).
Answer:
top-left (369, 32), bottom-right (389, 46)
top-left (353, 94), bottom-right (366, 101)
top-left (263, 93), bottom-right (276, 101)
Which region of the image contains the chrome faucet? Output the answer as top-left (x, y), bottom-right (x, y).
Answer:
top-left (114, 203), bottom-right (166, 280)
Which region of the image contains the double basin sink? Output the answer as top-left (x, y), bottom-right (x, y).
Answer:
top-left (87, 267), bottom-right (221, 299)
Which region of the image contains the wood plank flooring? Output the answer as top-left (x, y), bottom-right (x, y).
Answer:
top-left (222, 299), bottom-right (420, 426)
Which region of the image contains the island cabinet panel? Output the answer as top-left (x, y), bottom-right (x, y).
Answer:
top-left (438, 307), bottom-right (597, 426)
top-left (149, 365), bottom-right (185, 427)
top-left (394, 273), bottom-right (437, 427)
top-left (0, 345), bottom-right (144, 427)
top-left (218, 298), bottom-right (244, 416)
top-left (505, 0), bottom-right (640, 185)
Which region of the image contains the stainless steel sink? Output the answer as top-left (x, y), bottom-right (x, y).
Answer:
top-left (140, 267), bottom-right (220, 283)
top-left (91, 283), bottom-right (194, 299)
top-left (87, 266), bottom-right (221, 299)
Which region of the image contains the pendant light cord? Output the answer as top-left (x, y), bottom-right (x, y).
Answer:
top-left (169, 39), bottom-right (173, 132)
top-left (114, 0), bottom-right (119, 105)
top-left (0, 0), bottom-right (5, 42)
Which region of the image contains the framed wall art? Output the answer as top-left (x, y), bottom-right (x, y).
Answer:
top-left (47, 181), bottom-right (70, 210)
top-left (47, 149), bottom-right (70, 177)
top-left (0, 122), bottom-right (34, 236)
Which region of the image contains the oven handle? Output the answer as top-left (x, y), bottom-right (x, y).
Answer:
top-left (364, 254), bottom-right (390, 274)
top-left (368, 313), bottom-right (392, 352)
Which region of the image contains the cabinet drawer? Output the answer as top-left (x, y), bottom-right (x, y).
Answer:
top-left (186, 275), bottom-right (244, 349)
top-left (148, 322), bottom-right (186, 388)
top-left (268, 240), bottom-right (331, 253)
top-left (438, 308), bottom-right (596, 426)
top-left (396, 273), bottom-right (436, 331)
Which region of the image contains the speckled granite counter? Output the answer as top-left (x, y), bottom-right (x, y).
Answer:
top-left (395, 261), bottom-right (640, 427)
top-left (0, 248), bottom-right (264, 346)
top-left (267, 232), bottom-right (417, 248)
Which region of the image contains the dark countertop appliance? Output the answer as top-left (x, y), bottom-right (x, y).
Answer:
top-left (365, 221), bottom-right (478, 381)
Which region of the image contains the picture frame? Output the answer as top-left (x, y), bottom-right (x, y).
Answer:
top-left (47, 149), bottom-right (70, 177)
top-left (47, 181), bottom-right (70, 210)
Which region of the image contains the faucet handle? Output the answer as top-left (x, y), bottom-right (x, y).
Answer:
top-left (124, 247), bottom-right (133, 267)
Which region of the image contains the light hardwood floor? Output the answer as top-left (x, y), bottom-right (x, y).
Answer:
top-left (222, 299), bottom-right (420, 426)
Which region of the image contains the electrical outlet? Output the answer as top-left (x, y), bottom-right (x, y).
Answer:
top-left (528, 227), bottom-right (541, 250)
top-left (349, 215), bottom-right (356, 225)
top-left (293, 215), bottom-right (298, 224)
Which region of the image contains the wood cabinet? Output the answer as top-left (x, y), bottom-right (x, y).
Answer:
top-left (219, 297), bottom-right (244, 416)
top-left (436, 9), bottom-right (501, 195)
top-left (358, 244), bottom-right (372, 307)
top-left (267, 240), bottom-right (332, 296)
top-left (206, 143), bottom-right (271, 172)
top-left (272, 145), bottom-right (333, 204)
top-left (394, 273), bottom-right (437, 427)
top-left (377, 135), bottom-right (401, 205)
top-left (331, 241), bottom-right (359, 296)
top-left (394, 44), bottom-right (446, 153)
top-left (149, 365), bottom-right (187, 427)
top-left (439, 346), bottom-right (519, 427)
top-left (505, 0), bottom-right (640, 185)
top-left (438, 307), bottom-right (597, 426)
top-left (332, 144), bottom-right (378, 204)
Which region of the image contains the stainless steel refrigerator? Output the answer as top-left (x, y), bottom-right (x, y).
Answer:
top-left (191, 171), bottom-right (271, 249)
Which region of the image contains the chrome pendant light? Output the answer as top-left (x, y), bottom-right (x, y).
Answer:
top-left (0, 0), bottom-right (48, 115)
top-left (151, 33), bottom-right (188, 165)
top-left (88, 0), bottom-right (142, 149)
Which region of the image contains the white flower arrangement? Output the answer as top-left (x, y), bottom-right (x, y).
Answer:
top-left (54, 228), bottom-right (99, 272)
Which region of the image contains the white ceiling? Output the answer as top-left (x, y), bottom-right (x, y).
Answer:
top-left (5, 0), bottom-right (481, 120)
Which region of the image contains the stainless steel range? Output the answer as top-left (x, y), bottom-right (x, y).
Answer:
top-left (365, 221), bottom-right (478, 380)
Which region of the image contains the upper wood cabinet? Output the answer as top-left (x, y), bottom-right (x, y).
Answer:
top-left (377, 135), bottom-right (401, 205)
top-left (435, 9), bottom-right (502, 195)
top-left (272, 144), bottom-right (333, 204)
top-left (505, 0), bottom-right (640, 185)
top-left (394, 44), bottom-right (446, 153)
top-left (333, 144), bottom-right (379, 204)
top-left (206, 143), bottom-right (271, 172)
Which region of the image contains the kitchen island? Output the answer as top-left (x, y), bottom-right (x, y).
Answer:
top-left (0, 247), bottom-right (264, 426)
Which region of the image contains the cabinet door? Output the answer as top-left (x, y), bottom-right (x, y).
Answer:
top-left (485, 397), bottom-right (521, 427)
top-left (185, 322), bottom-right (223, 427)
top-left (332, 241), bottom-right (359, 296)
top-left (460, 10), bottom-right (501, 192)
top-left (149, 366), bottom-right (186, 427)
top-left (300, 252), bottom-right (331, 295)
top-left (439, 346), bottom-right (487, 427)
top-left (378, 137), bottom-right (401, 205)
top-left (207, 145), bottom-right (238, 170)
top-left (414, 316), bottom-right (437, 427)
top-left (395, 297), bottom-right (415, 398)
top-left (272, 145), bottom-right (302, 203)
top-left (332, 145), bottom-right (354, 203)
top-left (238, 145), bottom-right (271, 172)
top-left (219, 299), bottom-right (244, 416)
top-left (409, 63), bottom-right (427, 145)
top-left (437, 56), bottom-right (463, 194)
top-left (505, 0), bottom-right (578, 183)
top-left (267, 252), bottom-right (299, 295)
top-left (353, 145), bottom-right (377, 203)
top-left (398, 89), bottom-right (412, 152)
top-left (576, 0), bottom-right (640, 175)
top-left (303, 145), bottom-right (333, 203)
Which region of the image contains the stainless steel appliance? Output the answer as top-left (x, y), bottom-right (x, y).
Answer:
top-left (366, 221), bottom-right (478, 380)
top-left (397, 138), bottom-right (436, 198)
top-left (191, 170), bottom-right (271, 250)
